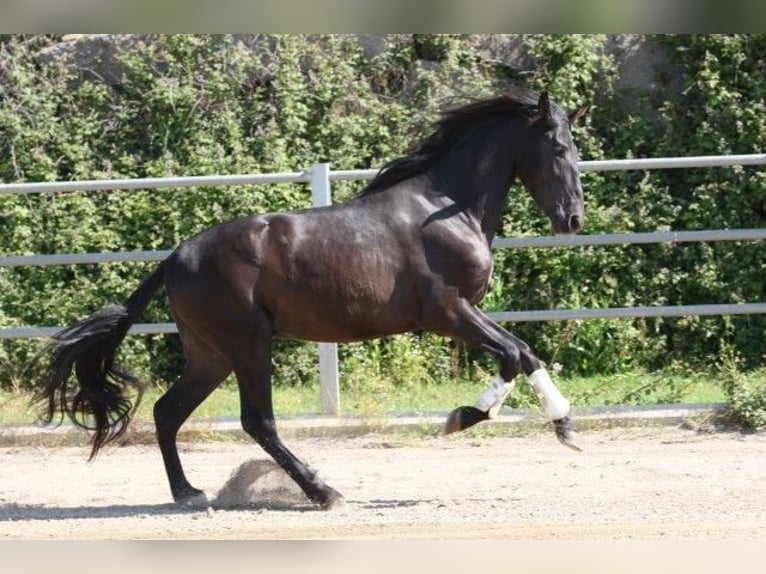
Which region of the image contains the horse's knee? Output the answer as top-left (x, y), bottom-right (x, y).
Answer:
top-left (499, 346), bottom-right (522, 381)
top-left (500, 345), bottom-right (542, 381)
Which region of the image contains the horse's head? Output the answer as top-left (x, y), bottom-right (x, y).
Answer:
top-left (516, 91), bottom-right (587, 235)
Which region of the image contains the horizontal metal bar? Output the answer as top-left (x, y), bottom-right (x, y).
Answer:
top-left (0, 322), bottom-right (179, 339)
top-left (129, 323), bottom-right (178, 335)
top-left (579, 154), bottom-right (766, 172)
top-left (5, 303), bottom-right (764, 339)
top-left (0, 250), bottom-right (173, 267)
top-left (487, 303), bottom-right (766, 322)
top-left (0, 171), bottom-right (309, 196)
top-left (329, 154), bottom-right (766, 181)
top-left (328, 169), bottom-right (377, 181)
top-left (2, 155), bottom-right (764, 197)
top-left (6, 228), bottom-right (762, 268)
top-left (492, 228), bottom-right (766, 249)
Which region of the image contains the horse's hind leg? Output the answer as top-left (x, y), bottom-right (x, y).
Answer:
top-left (154, 323), bottom-right (231, 503)
top-left (228, 310), bottom-right (345, 510)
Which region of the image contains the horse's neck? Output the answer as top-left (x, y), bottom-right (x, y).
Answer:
top-left (437, 137), bottom-right (516, 245)
top-left (474, 184), bottom-right (511, 244)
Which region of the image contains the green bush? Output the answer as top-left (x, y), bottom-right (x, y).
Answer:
top-left (717, 345), bottom-right (766, 431)
top-left (1, 34), bottom-right (764, 394)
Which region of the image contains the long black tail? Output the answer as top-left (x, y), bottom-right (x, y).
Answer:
top-left (35, 264), bottom-right (166, 460)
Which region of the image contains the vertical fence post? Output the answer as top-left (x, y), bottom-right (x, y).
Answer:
top-left (310, 163), bottom-right (341, 416)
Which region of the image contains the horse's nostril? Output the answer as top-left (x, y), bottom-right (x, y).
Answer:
top-left (569, 214), bottom-right (583, 232)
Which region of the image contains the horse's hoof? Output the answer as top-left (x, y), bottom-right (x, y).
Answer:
top-left (553, 417), bottom-right (583, 452)
top-left (180, 491), bottom-right (210, 508)
top-left (445, 406), bottom-right (489, 434)
top-left (556, 430), bottom-right (583, 452)
top-left (174, 487), bottom-right (209, 507)
top-left (320, 494), bottom-right (347, 511)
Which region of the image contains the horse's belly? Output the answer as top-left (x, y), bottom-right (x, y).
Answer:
top-left (267, 280), bottom-right (417, 343)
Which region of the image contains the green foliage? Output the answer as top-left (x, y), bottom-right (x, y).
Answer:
top-left (716, 345), bottom-right (766, 431)
top-left (1, 34), bottom-right (764, 403)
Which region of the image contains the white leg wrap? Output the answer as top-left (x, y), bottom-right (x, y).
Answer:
top-left (527, 368), bottom-right (570, 420)
top-left (475, 375), bottom-right (514, 419)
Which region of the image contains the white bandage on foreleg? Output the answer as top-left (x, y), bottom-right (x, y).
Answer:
top-left (527, 368), bottom-right (570, 420)
top-left (475, 375), bottom-right (514, 419)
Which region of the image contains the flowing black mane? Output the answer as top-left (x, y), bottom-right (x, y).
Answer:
top-left (361, 89), bottom-right (545, 195)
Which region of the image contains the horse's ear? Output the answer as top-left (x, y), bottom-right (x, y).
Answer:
top-left (538, 91), bottom-right (552, 120)
top-left (532, 91), bottom-right (557, 133)
top-left (568, 105), bottom-right (588, 124)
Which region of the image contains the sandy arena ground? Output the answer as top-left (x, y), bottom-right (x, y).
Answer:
top-left (0, 426), bottom-right (764, 539)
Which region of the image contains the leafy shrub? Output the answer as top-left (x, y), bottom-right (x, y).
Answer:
top-left (717, 346), bottom-right (766, 431)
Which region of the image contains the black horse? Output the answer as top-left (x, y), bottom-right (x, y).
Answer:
top-left (36, 89), bottom-right (587, 509)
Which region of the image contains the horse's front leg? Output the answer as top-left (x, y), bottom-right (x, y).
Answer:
top-left (434, 302), bottom-right (581, 451)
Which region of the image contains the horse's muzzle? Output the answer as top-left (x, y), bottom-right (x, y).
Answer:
top-left (552, 212), bottom-right (584, 235)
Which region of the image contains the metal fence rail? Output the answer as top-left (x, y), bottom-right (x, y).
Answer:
top-left (4, 228), bottom-right (766, 269)
top-left (492, 228), bottom-right (766, 249)
top-left (0, 171), bottom-right (311, 195)
top-left (328, 153), bottom-right (766, 181)
top-left (6, 302), bottom-right (765, 341)
top-left (490, 303), bottom-right (766, 323)
top-left (3, 154), bottom-right (765, 197)
top-left (2, 154), bottom-right (765, 414)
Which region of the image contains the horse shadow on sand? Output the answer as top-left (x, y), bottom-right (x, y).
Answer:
top-left (0, 459), bottom-right (322, 521)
